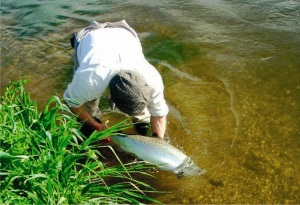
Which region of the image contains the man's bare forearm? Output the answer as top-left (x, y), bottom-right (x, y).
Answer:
top-left (150, 116), bottom-right (166, 139)
top-left (69, 106), bottom-right (105, 131)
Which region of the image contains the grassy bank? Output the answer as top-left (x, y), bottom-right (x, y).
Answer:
top-left (0, 80), bottom-right (158, 204)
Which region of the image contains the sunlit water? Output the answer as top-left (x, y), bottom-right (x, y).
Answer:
top-left (1, 0), bottom-right (299, 204)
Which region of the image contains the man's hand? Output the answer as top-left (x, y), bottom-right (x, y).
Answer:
top-left (150, 116), bottom-right (166, 139)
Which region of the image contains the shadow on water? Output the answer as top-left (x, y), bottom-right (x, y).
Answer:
top-left (1, 0), bottom-right (300, 204)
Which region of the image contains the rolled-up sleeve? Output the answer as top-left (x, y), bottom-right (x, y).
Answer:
top-left (63, 86), bottom-right (83, 108)
top-left (148, 90), bottom-right (169, 117)
top-left (63, 69), bottom-right (106, 108)
top-left (146, 71), bottom-right (169, 117)
top-left (63, 74), bottom-right (89, 108)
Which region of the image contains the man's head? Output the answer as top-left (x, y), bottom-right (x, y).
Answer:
top-left (109, 71), bottom-right (150, 115)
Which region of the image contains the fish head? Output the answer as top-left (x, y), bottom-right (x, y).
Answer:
top-left (173, 157), bottom-right (206, 177)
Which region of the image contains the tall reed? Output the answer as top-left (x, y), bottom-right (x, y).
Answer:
top-left (0, 80), bottom-right (159, 204)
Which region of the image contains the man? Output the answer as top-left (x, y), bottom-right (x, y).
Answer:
top-left (63, 20), bottom-right (169, 139)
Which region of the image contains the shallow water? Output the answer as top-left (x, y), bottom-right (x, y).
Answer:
top-left (1, 0), bottom-right (299, 204)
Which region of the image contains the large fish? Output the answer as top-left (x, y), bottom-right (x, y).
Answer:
top-left (109, 134), bottom-right (205, 177)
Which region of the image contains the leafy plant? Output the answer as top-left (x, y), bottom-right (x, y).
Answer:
top-left (0, 80), bottom-right (159, 204)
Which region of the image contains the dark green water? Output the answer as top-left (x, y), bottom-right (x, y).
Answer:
top-left (1, 0), bottom-right (299, 204)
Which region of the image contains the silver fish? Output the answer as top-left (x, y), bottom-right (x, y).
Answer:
top-left (109, 135), bottom-right (205, 176)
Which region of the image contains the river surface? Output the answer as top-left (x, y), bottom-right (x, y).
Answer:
top-left (1, 0), bottom-right (300, 204)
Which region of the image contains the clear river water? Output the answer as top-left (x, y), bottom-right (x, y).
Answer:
top-left (1, 0), bottom-right (299, 204)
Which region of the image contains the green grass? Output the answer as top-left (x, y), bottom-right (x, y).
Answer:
top-left (0, 80), bottom-right (160, 204)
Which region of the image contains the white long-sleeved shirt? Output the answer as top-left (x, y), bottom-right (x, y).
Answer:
top-left (63, 21), bottom-right (168, 117)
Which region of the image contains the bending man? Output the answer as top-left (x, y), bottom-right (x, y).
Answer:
top-left (63, 20), bottom-right (169, 139)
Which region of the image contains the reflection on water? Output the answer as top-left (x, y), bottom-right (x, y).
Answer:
top-left (1, 0), bottom-right (299, 204)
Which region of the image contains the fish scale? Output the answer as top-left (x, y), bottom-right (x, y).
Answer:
top-left (110, 134), bottom-right (205, 176)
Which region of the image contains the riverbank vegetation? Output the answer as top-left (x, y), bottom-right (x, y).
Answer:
top-left (0, 80), bottom-right (159, 204)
